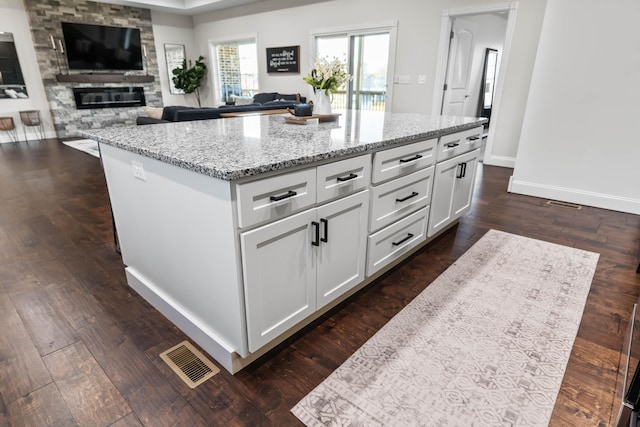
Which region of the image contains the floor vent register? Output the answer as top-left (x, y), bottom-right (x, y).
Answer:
top-left (546, 200), bottom-right (582, 210)
top-left (160, 341), bottom-right (219, 388)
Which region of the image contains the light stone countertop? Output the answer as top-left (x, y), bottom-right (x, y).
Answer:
top-left (81, 110), bottom-right (487, 181)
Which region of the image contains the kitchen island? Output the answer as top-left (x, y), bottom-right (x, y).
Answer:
top-left (83, 110), bottom-right (486, 373)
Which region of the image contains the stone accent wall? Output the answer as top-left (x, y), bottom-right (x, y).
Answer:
top-left (23, 0), bottom-right (162, 138)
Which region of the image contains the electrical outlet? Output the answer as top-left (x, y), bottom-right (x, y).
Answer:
top-left (418, 75), bottom-right (427, 84)
top-left (132, 161), bottom-right (146, 181)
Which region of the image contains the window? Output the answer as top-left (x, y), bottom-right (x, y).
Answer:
top-left (313, 23), bottom-right (396, 111)
top-left (213, 39), bottom-right (258, 102)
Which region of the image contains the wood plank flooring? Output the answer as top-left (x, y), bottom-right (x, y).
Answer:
top-left (0, 139), bottom-right (638, 426)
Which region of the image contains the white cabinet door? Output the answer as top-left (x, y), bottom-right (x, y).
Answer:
top-left (241, 209), bottom-right (317, 352)
top-left (452, 149), bottom-right (480, 218)
top-left (428, 149), bottom-right (480, 237)
top-left (316, 191), bottom-right (369, 308)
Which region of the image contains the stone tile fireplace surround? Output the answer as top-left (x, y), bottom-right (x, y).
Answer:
top-left (23, 0), bottom-right (162, 139)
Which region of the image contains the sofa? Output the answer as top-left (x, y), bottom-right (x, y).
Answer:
top-left (137, 92), bottom-right (306, 125)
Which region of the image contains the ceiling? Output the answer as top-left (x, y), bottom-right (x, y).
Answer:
top-left (92, 0), bottom-right (265, 15)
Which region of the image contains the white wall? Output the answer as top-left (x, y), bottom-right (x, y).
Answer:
top-left (0, 0), bottom-right (54, 143)
top-left (191, 0), bottom-right (547, 171)
top-left (150, 11), bottom-right (198, 107)
top-left (510, 0), bottom-right (640, 214)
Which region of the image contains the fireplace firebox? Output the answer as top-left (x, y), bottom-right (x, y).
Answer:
top-left (73, 86), bottom-right (146, 109)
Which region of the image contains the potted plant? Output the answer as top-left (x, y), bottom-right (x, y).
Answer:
top-left (172, 56), bottom-right (207, 107)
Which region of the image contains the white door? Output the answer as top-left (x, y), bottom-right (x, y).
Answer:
top-left (441, 18), bottom-right (477, 116)
top-left (316, 191), bottom-right (369, 308)
top-left (241, 209), bottom-right (317, 352)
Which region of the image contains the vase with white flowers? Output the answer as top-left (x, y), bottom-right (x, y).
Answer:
top-left (303, 56), bottom-right (350, 115)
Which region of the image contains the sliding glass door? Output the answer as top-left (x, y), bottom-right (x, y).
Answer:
top-left (349, 33), bottom-right (389, 111)
top-left (314, 25), bottom-right (395, 111)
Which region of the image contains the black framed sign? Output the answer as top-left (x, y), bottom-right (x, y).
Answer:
top-left (266, 46), bottom-right (300, 73)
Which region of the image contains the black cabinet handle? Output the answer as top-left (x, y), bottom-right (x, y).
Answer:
top-left (270, 190), bottom-right (297, 202)
top-left (311, 221), bottom-right (320, 246)
top-left (456, 162), bottom-right (467, 179)
top-left (320, 218), bottom-right (328, 243)
top-left (337, 173), bottom-right (357, 182)
top-left (467, 135), bottom-right (480, 141)
top-left (392, 233), bottom-right (414, 246)
top-left (396, 191), bottom-right (419, 203)
top-left (399, 154), bottom-right (423, 164)
top-left (445, 142), bottom-right (459, 148)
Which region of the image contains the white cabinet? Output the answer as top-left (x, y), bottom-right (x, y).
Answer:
top-left (236, 168), bottom-right (317, 229)
top-left (367, 207), bottom-right (429, 275)
top-left (367, 139), bottom-right (436, 276)
top-left (371, 138), bottom-right (436, 184)
top-left (428, 148), bottom-right (480, 237)
top-left (240, 209), bottom-right (316, 352)
top-left (316, 191), bottom-right (369, 307)
top-left (100, 119), bottom-right (487, 373)
top-left (241, 189), bottom-right (369, 352)
top-left (369, 167), bottom-right (434, 233)
top-left (317, 155), bottom-right (371, 203)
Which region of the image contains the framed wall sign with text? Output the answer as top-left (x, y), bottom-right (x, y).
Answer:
top-left (266, 46), bottom-right (300, 73)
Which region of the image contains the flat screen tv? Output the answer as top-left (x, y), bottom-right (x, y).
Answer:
top-left (61, 22), bottom-right (143, 71)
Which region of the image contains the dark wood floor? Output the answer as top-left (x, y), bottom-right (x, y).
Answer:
top-left (0, 139), bottom-right (638, 426)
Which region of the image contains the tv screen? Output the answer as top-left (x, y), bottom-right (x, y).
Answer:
top-left (61, 22), bottom-right (143, 71)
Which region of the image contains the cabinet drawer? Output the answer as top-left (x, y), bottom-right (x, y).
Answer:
top-left (317, 154), bottom-right (371, 204)
top-left (366, 207), bottom-right (428, 277)
top-left (236, 168), bottom-right (316, 228)
top-left (436, 126), bottom-right (483, 162)
top-left (371, 139), bottom-right (436, 184)
top-left (369, 166), bottom-right (434, 233)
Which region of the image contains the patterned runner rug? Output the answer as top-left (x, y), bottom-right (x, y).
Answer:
top-left (62, 139), bottom-right (100, 158)
top-left (291, 229), bottom-right (599, 426)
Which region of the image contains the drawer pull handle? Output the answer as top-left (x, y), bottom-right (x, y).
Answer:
top-left (396, 191), bottom-right (419, 203)
top-left (445, 142), bottom-right (459, 148)
top-left (392, 233), bottom-right (414, 246)
top-left (467, 135), bottom-right (480, 141)
top-left (457, 162), bottom-right (467, 179)
top-left (320, 218), bottom-right (328, 243)
top-left (270, 190), bottom-right (297, 202)
top-left (311, 221), bottom-right (320, 246)
top-left (337, 173), bottom-right (357, 182)
top-left (399, 154), bottom-right (423, 164)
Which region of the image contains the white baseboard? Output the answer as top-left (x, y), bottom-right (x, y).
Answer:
top-left (508, 178), bottom-right (640, 215)
top-left (125, 267), bottom-right (239, 373)
top-left (483, 154), bottom-right (515, 168)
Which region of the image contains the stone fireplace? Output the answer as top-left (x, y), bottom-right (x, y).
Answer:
top-left (23, 0), bottom-right (162, 138)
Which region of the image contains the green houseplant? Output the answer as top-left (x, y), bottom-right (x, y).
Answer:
top-left (172, 56), bottom-right (207, 107)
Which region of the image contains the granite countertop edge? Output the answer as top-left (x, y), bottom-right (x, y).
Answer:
top-left (82, 119), bottom-right (485, 181)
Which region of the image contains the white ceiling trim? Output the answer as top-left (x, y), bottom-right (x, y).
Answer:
top-left (91, 0), bottom-right (264, 15)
